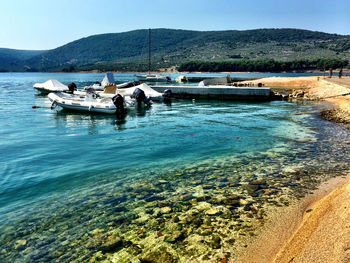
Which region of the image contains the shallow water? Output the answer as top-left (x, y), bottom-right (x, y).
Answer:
top-left (0, 72), bottom-right (349, 262)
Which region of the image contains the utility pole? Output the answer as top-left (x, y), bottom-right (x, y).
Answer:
top-left (148, 28), bottom-right (151, 74)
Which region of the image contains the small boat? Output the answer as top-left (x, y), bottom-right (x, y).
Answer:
top-left (33, 79), bottom-right (68, 94)
top-left (135, 29), bottom-right (171, 82)
top-left (48, 91), bottom-right (135, 114)
top-left (136, 74), bottom-right (171, 82)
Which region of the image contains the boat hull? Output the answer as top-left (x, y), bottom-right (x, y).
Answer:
top-left (34, 87), bottom-right (65, 94)
top-left (136, 74), bottom-right (168, 82)
top-left (54, 102), bottom-right (117, 114)
top-left (48, 92), bottom-right (118, 114)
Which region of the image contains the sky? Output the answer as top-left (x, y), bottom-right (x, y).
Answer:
top-left (1, 0), bottom-right (350, 50)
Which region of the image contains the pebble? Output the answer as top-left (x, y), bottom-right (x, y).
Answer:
top-left (249, 180), bottom-right (266, 185)
top-left (179, 193), bottom-right (193, 201)
top-left (205, 207), bottom-right (221, 216)
top-left (200, 229), bottom-right (212, 236)
top-left (158, 180), bottom-right (168, 184)
top-left (264, 189), bottom-right (277, 195)
top-left (239, 199), bottom-right (251, 205)
top-left (14, 240), bottom-right (27, 250)
top-left (165, 230), bottom-right (183, 243)
top-left (211, 235), bottom-right (221, 249)
top-left (161, 207), bottom-right (172, 214)
top-left (195, 202), bottom-right (211, 211)
top-left (140, 246), bottom-right (178, 262)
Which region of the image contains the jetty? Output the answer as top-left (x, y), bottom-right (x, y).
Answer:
top-left (180, 76), bottom-right (261, 83)
top-left (151, 85), bottom-right (271, 100)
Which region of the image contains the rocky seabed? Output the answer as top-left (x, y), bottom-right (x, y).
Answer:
top-left (1, 136), bottom-right (350, 263)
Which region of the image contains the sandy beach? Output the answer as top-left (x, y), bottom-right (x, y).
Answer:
top-left (239, 76), bottom-right (350, 263)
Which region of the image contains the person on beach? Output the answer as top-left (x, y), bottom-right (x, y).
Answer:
top-left (329, 69), bottom-right (333, 78)
top-left (339, 68), bottom-right (343, 78)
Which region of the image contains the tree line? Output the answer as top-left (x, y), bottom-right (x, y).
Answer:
top-left (178, 58), bottom-right (349, 72)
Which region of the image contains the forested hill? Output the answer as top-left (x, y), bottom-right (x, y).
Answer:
top-left (1, 28), bottom-right (350, 72)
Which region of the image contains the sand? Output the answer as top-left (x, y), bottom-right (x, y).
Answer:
top-left (239, 76), bottom-right (350, 263)
top-left (273, 177), bottom-right (350, 263)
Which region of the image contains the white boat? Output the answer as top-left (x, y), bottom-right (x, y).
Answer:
top-left (135, 29), bottom-right (171, 82)
top-left (33, 79), bottom-right (68, 94)
top-left (48, 91), bottom-right (135, 114)
top-left (136, 74), bottom-right (170, 82)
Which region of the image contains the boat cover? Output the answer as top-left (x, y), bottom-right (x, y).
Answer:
top-left (33, 79), bottom-right (68, 91)
top-left (101, 72), bottom-right (115, 87)
top-left (118, 83), bottom-right (162, 98)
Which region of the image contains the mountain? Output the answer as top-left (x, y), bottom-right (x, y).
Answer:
top-left (1, 28), bottom-right (350, 72)
top-left (0, 49), bottom-right (45, 72)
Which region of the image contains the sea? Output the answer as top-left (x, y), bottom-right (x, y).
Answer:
top-left (0, 72), bottom-right (349, 262)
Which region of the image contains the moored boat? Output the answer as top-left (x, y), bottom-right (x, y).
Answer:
top-left (48, 91), bottom-right (135, 114)
top-left (135, 74), bottom-right (171, 82)
top-left (33, 79), bottom-right (68, 94)
top-left (135, 29), bottom-right (171, 83)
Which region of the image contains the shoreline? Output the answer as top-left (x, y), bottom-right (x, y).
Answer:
top-left (236, 173), bottom-right (350, 263)
top-left (237, 75), bottom-right (350, 262)
top-left (244, 75), bottom-right (350, 124)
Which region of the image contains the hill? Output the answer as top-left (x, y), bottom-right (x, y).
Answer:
top-left (1, 28), bottom-right (350, 72)
top-left (0, 49), bottom-right (45, 72)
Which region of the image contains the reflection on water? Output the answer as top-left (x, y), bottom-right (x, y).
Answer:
top-left (50, 105), bottom-right (159, 133)
top-left (52, 111), bottom-right (120, 134)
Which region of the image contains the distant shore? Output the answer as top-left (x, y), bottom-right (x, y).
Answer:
top-left (73, 70), bottom-right (348, 74)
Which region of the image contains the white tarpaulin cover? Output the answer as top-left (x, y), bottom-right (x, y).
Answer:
top-left (118, 83), bottom-right (162, 97)
top-left (33, 79), bottom-right (68, 91)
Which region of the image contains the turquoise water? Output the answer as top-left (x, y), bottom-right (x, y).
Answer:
top-left (0, 73), bottom-right (349, 262)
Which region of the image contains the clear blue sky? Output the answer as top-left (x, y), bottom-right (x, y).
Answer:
top-left (1, 0), bottom-right (350, 50)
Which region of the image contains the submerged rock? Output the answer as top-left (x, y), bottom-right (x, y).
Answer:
top-left (179, 193), bottom-right (193, 201)
top-left (161, 207), bottom-right (172, 214)
top-left (210, 235), bottom-right (221, 249)
top-left (140, 245), bottom-right (178, 263)
top-left (87, 233), bottom-right (123, 252)
top-left (14, 239), bottom-right (27, 250)
top-left (195, 195), bottom-right (210, 202)
top-left (165, 230), bottom-right (184, 243)
top-left (264, 189), bottom-right (278, 195)
top-left (195, 202), bottom-right (211, 211)
top-left (249, 180), bottom-right (266, 185)
top-left (205, 207), bottom-right (222, 216)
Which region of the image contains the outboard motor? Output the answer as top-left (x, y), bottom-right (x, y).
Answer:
top-left (166, 76), bottom-right (172, 83)
top-left (162, 89), bottom-right (172, 103)
top-left (68, 82), bottom-right (77, 94)
top-left (132, 88), bottom-right (151, 107)
top-left (112, 94), bottom-right (125, 112)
